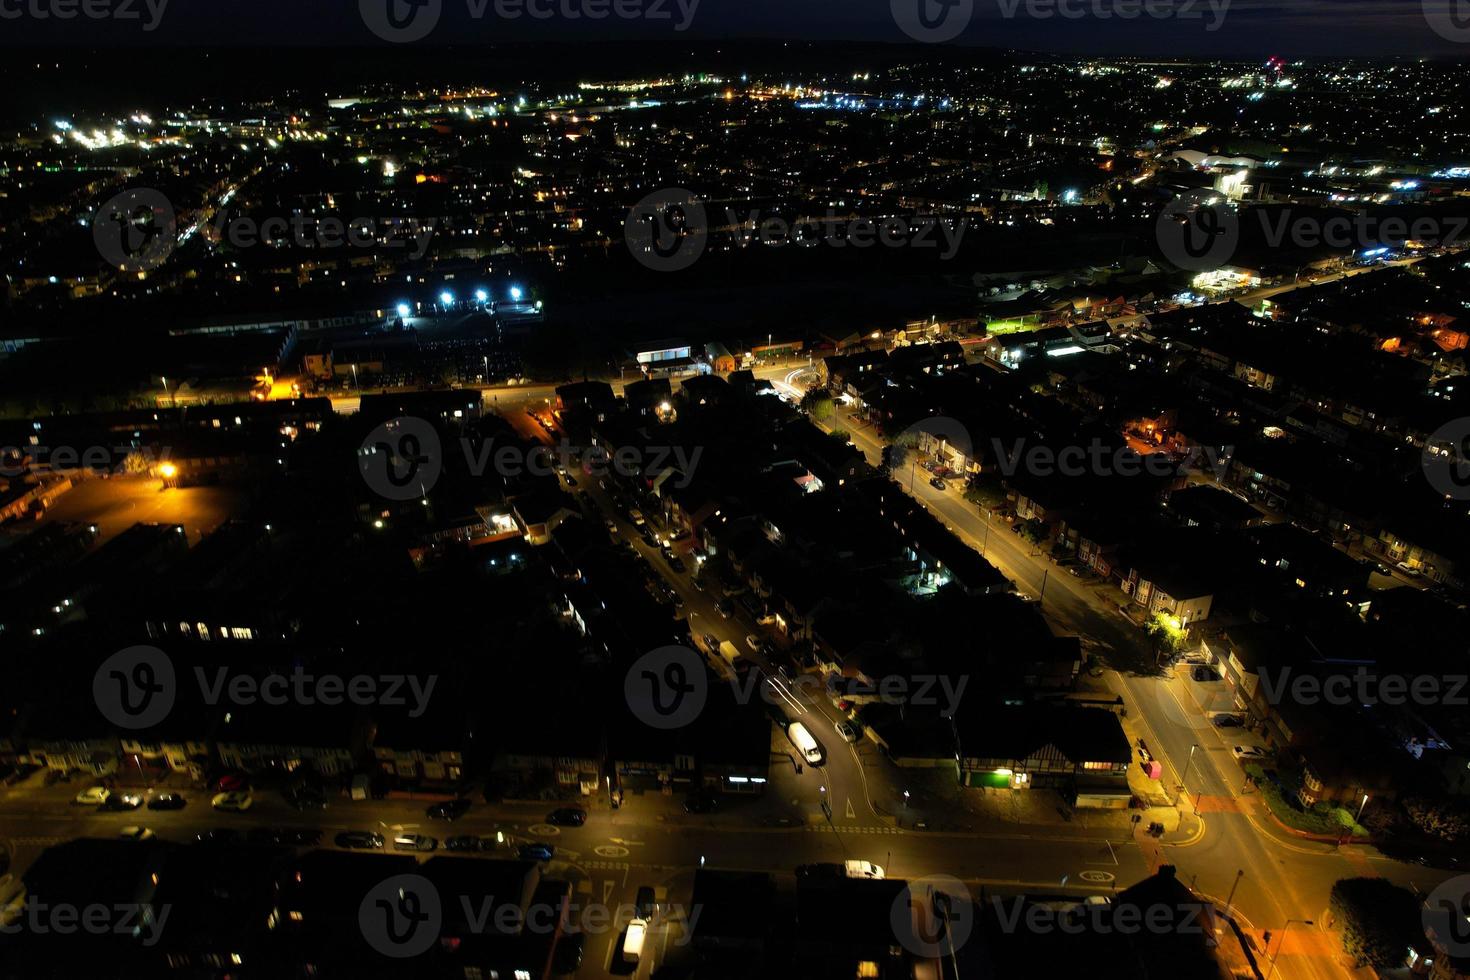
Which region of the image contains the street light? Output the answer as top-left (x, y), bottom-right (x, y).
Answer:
top-left (1265, 919), bottom-right (1314, 980)
top-left (396, 302), bottom-right (411, 318)
top-left (474, 289), bottom-right (489, 303)
top-left (439, 290), bottom-right (454, 306)
top-left (509, 286), bottom-right (523, 302)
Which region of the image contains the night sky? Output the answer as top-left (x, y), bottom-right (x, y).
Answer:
top-left (0, 0), bottom-right (1465, 56)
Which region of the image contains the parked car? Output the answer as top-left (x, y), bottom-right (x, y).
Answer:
top-left (623, 917), bottom-right (647, 964)
top-left (393, 833), bottom-right (438, 852)
top-left (211, 791), bottom-right (253, 812)
top-left (195, 828), bottom-right (240, 845)
top-left (146, 793), bottom-right (187, 811)
top-left (1396, 561), bottom-right (1422, 577)
top-left (444, 835), bottom-right (482, 852)
top-left (745, 634), bottom-right (762, 652)
top-left (547, 807), bottom-right (587, 827)
top-left (683, 789), bottom-right (718, 814)
top-left (635, 886), bottom-right (657, 921)
top-left (213, 773), bottom-right (249, 792)
top-left (284, 786), bottom-right (328, 810)
top-left (427, 798), bottom-right (472, 821)
top-left (552, 932), bottom-right (586, 974)
top-left (605, 519), bottom-right (619, 536)
top-left (1212, 714), bottom-right (1244, 728)
top-left (929, 477), bottom-right (947, 491)
top-left (834, 720), bottom-right (859, 743)
top-left (335, 831), bottom-right (385, 850)
top-left (715, 599), bottom-right (734, 619)
top-left (1191, 666), bottom-right (1221, 682)
top-left (518, 842), bottom-right (555, 862)
top-left (118, 826), bottom-right (155, 841)
top-left (668, 556), bottom-right (687, 574)
top-left (844, 860), bottom-right (885, 880)
top-left (73, 787), bottom-right (111, 806)
top-left (1233, 745), bottom-right (1271, 761)
top-left (99, 793), bottom-right (144, 812)
top-left (796, 863), bottom-right (844, 880)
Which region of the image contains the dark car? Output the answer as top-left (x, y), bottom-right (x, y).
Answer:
top-left (99, 793), bottom-right (144, 811)
top-left (683, 790), bottom-right (718, 814)
top-left (796, 863), bottom-right (844, 880)
top-left (335, 831), bottom-right (385, 850)
top-left (1212, 714), bottom-right (1244, 728)
top-left (427, 798), bottom-right (472, 821)
top-left (1192, 666), bottom-right (1221, 682)
top-left (213, 773), bottom-right (249, 792)
top-left (551, 933), bottom-right (586, 975)
top-left (634, 886), bottom-right (657, 921)
top-left (518, 842), bottom-right (555, 862)
top-left (146, 793), bottom-right (187, 811)
top-left (285, 786), bottom-right (328, 810)
top-left (196, 828), bottom-right (240, 845)
top-left (444, 835), bottom-right (480, 852)
top-left (715, 599), bottom-right (734, 619)
top-left (547, 807), bottom-right (587, 827)
top-left (929, 477), bottom-right (947, 490)
top-left (668, 556), bottom-right (687, 574)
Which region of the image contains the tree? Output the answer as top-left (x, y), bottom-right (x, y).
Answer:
top-left (800, 388), bottom-right (835, 422)
top-left (1403, 797), bottom-right (1470, 843)
top-left (1145, 613), bottom-right (1187, 659)
top-left (1329, 878), bottom-right (1421, 970)
top-left (963, 472), bottom-right (1007, 510)
top-left (881, 443), bottom-right (910, 474)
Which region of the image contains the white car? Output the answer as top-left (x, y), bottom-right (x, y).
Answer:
top-left (211, 791), bottom-right (253, 812)
top-left (844, 860), bottom-right (885, 880)
top-left (118, 826), bottom-right (155, 841)
top-left (623, 917), bottom-right (647, 964)
top-left (834, 720), bottom-right (858, 743)
top-left (1233, 745), bottom-right (1270, 761)
top-left (74, 787), bottom-right (111, 806)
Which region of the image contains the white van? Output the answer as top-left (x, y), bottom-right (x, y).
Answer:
top-left (787, 721), bottom-right (825, 766)
top-left (623, 917), bottom-right (647, 963)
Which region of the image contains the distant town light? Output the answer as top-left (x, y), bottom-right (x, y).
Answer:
top-left (509, 286), bottom-right (523, 301)
top-left (396, 303), bottom-right (412, 318)
top-left (475, 289), bottom-right (489, 303)
top-left (439, 291), bottom-right (454, 305)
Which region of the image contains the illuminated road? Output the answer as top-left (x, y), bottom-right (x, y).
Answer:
top-left (770, 372), bottom-right (1455, 980)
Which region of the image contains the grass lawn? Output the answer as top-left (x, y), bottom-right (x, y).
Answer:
top-left (1246, 764), bottom-right (1368, 837)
